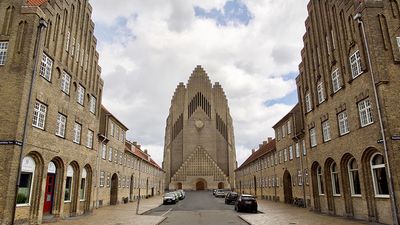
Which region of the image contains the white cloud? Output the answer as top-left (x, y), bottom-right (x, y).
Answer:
top-left (90, 0), bottom-right (309, 167)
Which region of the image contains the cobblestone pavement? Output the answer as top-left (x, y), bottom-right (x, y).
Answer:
top-left (239, 199), bottom-right (382, 225)
top-left (50, 196), bottom-right (165, 225)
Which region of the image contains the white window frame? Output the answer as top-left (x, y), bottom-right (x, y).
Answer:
top-left (289, 146), bottom-right (293, 160)
top-left (302, 139), bottom-right (307, 156)
top-left (317, 166), bottom-right (324, 195)
top-left (73, 122), bottom-right (82, 144)
top-left (56, 113), bottom-right (67, 138)
top-left (61, 71), bottom-right (71, 94)
top-left (350, 50), bottom-right (362, 78)
top-left (32, 101), bottom-right (47, 129)
top-left (0, 41), bottom-right (9, 65)
top-left (80, 168), bottom-right (87, 201)
top-left (86, 129), bottom-right (93, 149)
top-left (310, 128), bottom-right (317, 147)
top-left (287, 120), bottom-right (291, 134)
top-left (65, 31), bottom-right (70, 52)
top-left (331, 69), bottom-right (342, 93)
top-left (322, 120), bottom-right (331, 142)
top-left (358, 99), bottom-right (374, 127)
top-left (77, 84), bottom-right (85, 105)
top-left (284, 149), bottom-right (288, 162)
top-left (317, 81), bottom-right (325, 104)
top-left (17, 156), bottom-right (35, 206)
top-left (89, 95), bottom-right (96, 114)
top-left (370, 153), bottom-right (390, 198)
top-left (331, 163), bottom-right (341, 196)
top-left (348, 158), bottom-right (362, 197)
top-left (64, 165), bottom-right (74, 202)
top-left (101, 144), bottom-right (106, 159)
top-left (40, 53), bottom-right (53, 81)
top-left (295, 143), bottom-right (300, 158)
top-left (298, 169), bottom-right (303, 186)
top-left (305, 92), bottom-right (312, 112)
top-left (338, 111), bottom-right (350, 135)
top-left (108, 147), bottom-right (113, 161)
top-left (99, 171), bottom-right (105, 187)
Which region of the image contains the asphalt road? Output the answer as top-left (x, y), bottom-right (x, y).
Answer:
top-left (145, 191), bottom-right (251, 225)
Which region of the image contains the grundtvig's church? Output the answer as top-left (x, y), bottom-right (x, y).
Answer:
top-left (163, 66), bottom-right (237, 191)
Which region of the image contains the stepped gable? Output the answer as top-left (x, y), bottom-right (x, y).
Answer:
top-left (171, 146), bottom-right (229, 182)
top-left (187, 65), bottom-right (212, 87)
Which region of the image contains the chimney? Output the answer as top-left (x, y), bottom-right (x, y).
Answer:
top-left (137, 145), bottom-right (141, 149)
top-left (259, 144), bottom-right (262, 149)
top-left (251, 149), bottom-right (255, 154)
top-left (263, 141), bottom-right (268, 145)
top-left (133, 141), bottom-right (137, 146)
top-left (268, 137), bottom-right (273, 142)
top-left (144, 149), bottom-right (148, 155)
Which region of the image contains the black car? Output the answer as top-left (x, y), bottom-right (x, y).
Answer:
top-left (235, 194), bottom-right (257, 213)
top-left (225, 192), bottom-right (238, 204)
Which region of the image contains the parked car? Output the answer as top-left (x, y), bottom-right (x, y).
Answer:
top-left (174, 191), bottom-right (183, 200)
top-left (171, 192), bottom-right (180, 202)
top-left (214, 189), bottom-right (225, 198)
top-left (235, 194), bottom-right (257, 213)
top-left (225, 192), bottom-right (238, 204)
top-left (177, 189), bottom-right (185, 199)
top-left (163, 192), bottom-right (177, 204)
top-left (212, 189), bottom-right (217, 196)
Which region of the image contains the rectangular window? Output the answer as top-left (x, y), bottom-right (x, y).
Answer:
top-left (73, 122), bottom-right (82, 144)
top-left (276, 130), bottom-right (281, 141)
top-left (64, 176), bottom-right (72, 201)
top-left (100, 171), bottom-right (105, 187)
top-left (39, 53), bottom-right (53, 81)
top-left (110, 122), bottom-right (115, 137)
top-left (331, 30), bottom-right (336, 49)
top-left (295, 143), bottom-right (300, 158)
top-left (305, 93), bottom-right (312, 112)
top-left (338, 111), bottom-right (350, 135)
top-left (77, 84), bottom-right (85, 105)
top-left (322, 120), bottom-right (331, 142)
top-left (76, 43), bottom-right (80, 62)
top-left (284, 149), bottom-right (288, 162)
top-left (56, 113), bottom-right (67, 137)
top-left (310, 128), bottom-right (317, 147)
top-left (331, 69), bottom-right (342, 93)
top-left (359, 99), bottom-right (374, 127)
top-left (86, 129), bottom-right (93, 148)
top-left (279, 151), bottom-right (282, 164)
top-left (289, 145), bottom-right (293, 160)
top-left (65, 31), bottom-right (70, 52)
top-left (282, 125), bottom-right (286, 138)
top-left (89, 95), bottom-right (97, 114)
top-left (317, 81), bottom-right (325, 104)
top-left (32, 101), bottom-right (47, 129)
top-left (101, 144), bottom-right (106, 159)
top-left (17, 172), bottom-right (33, 205)
top-left (116, 127), bottom-right (120, 140)
top-left (61, 71), bottom-right (71, 94)
top-left (302, 139), bottom-right (307, 156)
top-left (298, 170), bottom-right (303, 186)
top-left (287, 121), bottom-right (291, 134)
top-left (80, 177), bottom-right (86, 200)
top-left (108, 147), bottom-right (113, 161)
top-left (350, 50), bottom-right (362, 78)
top-left (114, 151), bottom-right (118, 163)
top-left (106, 173), bottom-right (110, 187)
top-left (71, 38), bottom-right (75, 56)
top-left (0, 41), bottom-right (9, 65)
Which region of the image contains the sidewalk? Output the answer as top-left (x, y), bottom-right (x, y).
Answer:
top-left (238, 199), bottom-right (380, 225)
top-left (49, 196), bottom-right (165, 225)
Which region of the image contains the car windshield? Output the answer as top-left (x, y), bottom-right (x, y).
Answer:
top-left (241, 196), bottom-right (255, 200)
top-left (165, 193), bottom-right (175, 197)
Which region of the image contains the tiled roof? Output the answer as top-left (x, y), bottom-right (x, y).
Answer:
top-left (26, 0), bottom-right (48, 6)
top-left (125, 142), bottom-right (163, 171)
top-left (236, 139), bottom-right (276, 171)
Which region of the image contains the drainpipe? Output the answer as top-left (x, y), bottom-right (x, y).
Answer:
top-left (354, 13), bottom-right (399, 224)
top-left (136, 158), bottom-right (142, 215)
top-left (11, 18), bottom-right (47, 225)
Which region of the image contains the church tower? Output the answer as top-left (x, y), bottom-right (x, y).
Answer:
top-left (163, 65), bottom-right (237, 190)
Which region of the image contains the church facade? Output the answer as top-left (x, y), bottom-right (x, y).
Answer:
top-left (163, 66), bottom-right (237, 191)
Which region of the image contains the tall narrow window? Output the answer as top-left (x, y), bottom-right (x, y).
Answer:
top-left (110, 122), bottom-right (115, 137)
top-left (287, 120), bottom-right (291, 134)
top-left (282, 125), bottom-right (286, 138)
top-left (348, 158), bottom-right (361, 196)
top-left (371, 154), bottom-right (389, 197)
top-left (317, 82), bottom-right (325, 104)
top-left (76, 43), bottom-right (80, 62)
top-left (77, 84), bottom-right (85, 105)
top-left (99, 171), bottom-right (105, 187)
top-left (359, 99), bottom-right (374, 127)
top-left (317, 166), bottom-right (324, 195)
top-left (65, 165), bottom-right (73, 201)
top-left (310, 128), bottom-right (317, 147)
top-left (322, 120), bottom-right (331, 142)
top-left (305, 92), bottom-right (312, 112)
top-left (284, 149), bottom-right (288, 162)
top-left (73, 122), bottom-right (82, 144)
top-left (101, 144), bottom-right (106, 159)
top-left (108, 147), bottom-right (113, 161)
top-left (80, 168), bottom-right (87, 200)
top-left (331, 163), bottom-right (341, 196)
top-left (86, 129), bottom-right (93, 148)
top-left (40, 53), bottom-right (53, 81)
top-left (302, 140), bottom-right (307, 156)
top-left (289, 146), bottom-right (293, 160)
top-left (17, 156), bottom-right (35, 205)
top-left (331, 69), bottom-right (342, 93)
top-left (295, 143), bottom-right (300, 158)
top-left (89, 95), bottom-right (96, 114)
top-left (350, 50), bottom-right (362, 78)
top-left (298, 170), bottom-right (303, 186)
top-left (65, 31), bottom-right (70, 51)
top-left (56, 113), bottom-right (67, 137)
top-left (32, 101), bottom-right (47, 129)
top-left (338, 111), bottom-right (350, 135)
top-left (0, 41), bottom-right (9, 65)
top-left (61, 71), bottom-right (71, 94)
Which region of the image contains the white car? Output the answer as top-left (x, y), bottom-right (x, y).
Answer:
top-left (163, 193), bottom-right (177, 204)
top-left (215, 189), bottom-right (225, 198)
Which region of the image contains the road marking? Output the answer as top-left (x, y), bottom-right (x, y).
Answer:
top-left (161, 208), bottom-right (173, 217)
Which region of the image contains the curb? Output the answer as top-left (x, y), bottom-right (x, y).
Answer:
top-left (238, 215), bottom-right (252, 225)
top-left (155, 216), bottom-right (168, 225)
top-left (140, 202), bottom-right (163, 215)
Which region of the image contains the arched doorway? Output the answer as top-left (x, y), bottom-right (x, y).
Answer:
top-left (43, 162), bottom-right (57, 214)
top-left (110, 174), bottom-right (118, 205)
top-left (177, 182), bottom-right (182, 190)
top-left (196, 181), bottom-right (205, 190)
top-left (283, 170), bottom-right (293, 204)
top-left (218, 182), bottom-right (224, 189)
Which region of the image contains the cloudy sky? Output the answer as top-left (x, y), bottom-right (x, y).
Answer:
top-left (90, 0), bottom-right (309, 166)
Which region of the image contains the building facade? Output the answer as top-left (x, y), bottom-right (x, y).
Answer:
top-left (296, 0), bottom-right (400, 224)
top-left (163, 66), bottom-right (237, 191)
top-left (0, 0), bottom-right (103, 224)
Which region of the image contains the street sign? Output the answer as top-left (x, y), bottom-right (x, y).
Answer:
top-left (392, 135), bottom-right (400, 141)
top-left (0, 140), bottom-right (23, 146)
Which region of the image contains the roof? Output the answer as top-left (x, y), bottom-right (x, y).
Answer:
top-left (272, 103), bottom-right (299, 129)
top-left (125, 141), bottom-right (163, 171)
top-left (236, 139), bottom-right (276, 171)
top-left (26, 0), bottom-right (48, 6)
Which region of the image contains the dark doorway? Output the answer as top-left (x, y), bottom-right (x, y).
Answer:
top-left (110, 174), bottom-right (118, 205)
top-left (177, 182), bottom-right (182, 189)
top-left (218, 182), bottom-right (224, 189)
top-left (196, 181), bottom-right (205, 190)
top-left (283, 170), bottom-right (293, 204)
top-left (43, 173), bottom-right (55, 214)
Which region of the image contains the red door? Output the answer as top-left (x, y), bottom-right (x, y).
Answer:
top-left (43, 174), bottom-right (55, 214)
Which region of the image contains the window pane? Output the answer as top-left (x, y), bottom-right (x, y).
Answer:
top-left (374, 167), bottom-right (389, 195)
top-left (65, 177), bottom-right (72, 201)
top-left (17, 173), bottom-right (32, 204)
